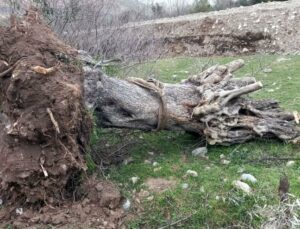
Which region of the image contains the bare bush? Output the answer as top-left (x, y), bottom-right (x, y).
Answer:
top-left (1, 0), bottom-right (165, 62)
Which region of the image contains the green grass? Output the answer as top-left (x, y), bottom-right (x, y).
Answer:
top-left (104, 54), bottom-right (300, 228)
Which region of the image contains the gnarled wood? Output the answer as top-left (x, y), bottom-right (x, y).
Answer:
top-left (83, 58), bottom-right (300, 145)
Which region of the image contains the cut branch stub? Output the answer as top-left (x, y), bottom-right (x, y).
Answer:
top-left (82, 55), bottom-right (300, 145)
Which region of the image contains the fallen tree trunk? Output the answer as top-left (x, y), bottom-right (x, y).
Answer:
top-left (83, 58), bottom-right (300, 145)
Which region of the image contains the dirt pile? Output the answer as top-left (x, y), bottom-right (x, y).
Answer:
top-left (0, 9), bottom-right (124, 227)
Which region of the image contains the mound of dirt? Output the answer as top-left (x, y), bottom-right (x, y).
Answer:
top-left (0, 8), bottom-right (124, 227)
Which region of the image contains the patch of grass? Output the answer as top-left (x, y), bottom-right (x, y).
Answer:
top-left (107, 54), bottom-right (300, 228)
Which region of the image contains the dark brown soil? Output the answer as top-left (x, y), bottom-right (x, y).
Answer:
top-left (0, 8), bottom-right (124, 228)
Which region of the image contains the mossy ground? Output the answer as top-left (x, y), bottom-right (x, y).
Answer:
top-left (95, 54), bottom-right (300, 228)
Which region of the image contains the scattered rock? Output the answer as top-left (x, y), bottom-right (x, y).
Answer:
top-left (186, 170), bottom-right (198, 177)
top-left (200, 186), bottom-right (205, 193)
top-left (153, 167), bottom-right (162, 172)
top-left (232, 180), bottom-right (252, 194)
top-left (130, 177), bottom-right (140, 184)
top-left (144, 159), bottom-right (152, 164)
top-left (241, 174), bottom-right (257, 183)
top-left (191, 147), bottom-right (208, 158)
top-left (122, 199), bottom-right (131, 211)
top-left (16, 208), bottom-right (23, 215)
top-left (147, 196), bottom-right (154, 201)
top-left (263, 68), bottom-right (272, 73)
top-left (181, 183), bottom-right (189, 189)
top-left (148, 152), bottom-right (154, 156)
top-left (152, 162), bottom-right (159, 167)
top-left (286, 161), bottom-right (296, 167)
top-left (242, 47), bottom-right (249, 53)
top-left (145, 178), bottom-right (177, 193)
top-left (220, 159), bottom-right (231, 165)
top-left (220, 154), bottom-right (225, 159)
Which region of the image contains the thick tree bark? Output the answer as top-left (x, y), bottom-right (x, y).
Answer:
top-left (83, 58), bottom-right (300, 145)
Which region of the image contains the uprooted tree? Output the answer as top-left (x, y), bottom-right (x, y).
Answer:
top-left (0, 9), bottom-right (300, 210)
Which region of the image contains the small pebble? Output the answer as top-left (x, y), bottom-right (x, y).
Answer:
top-left (215, 195), bottom-right (220, 200)
top-left (0, 198), bottom-right (3, 205)
top-left (144, 160), bottom-right (151, 164)
top-left (232, 180), bottom-right (252, 194)
top-left (200, 186), bottom-right (205, 193)
top-left (181, 183), bottom-right (189, 189)
top-left (16, 208), bottom-right (23, 215)
top-left (263, 68), bottom-right (272, 73)
top-left (154, 167), bottom-right (162, 172)
top-left (152, 162), bottom-right (159, 167)
top-left (191, 147), bottom-right (208, 158)
top-left (130, 177), bottom-right (139, 184)
top-left (242, 47), bottom-right (249, 53)
top-left (220, 159), bottom-right (231, 165)
top-left (286, 161), bottom-right (296, 167)
top-left (147, 196), bottom-right (154, 201)
top-left (122, 199), bottom-right (131, 210)
top-left (220, 154), bottom-right (225, 159)
top-left (186, 170), bottom-right (198, 177)
top-left (241, 174), bottom-right (257, 183)
top-left (148, 152), bottom-right (154, 156)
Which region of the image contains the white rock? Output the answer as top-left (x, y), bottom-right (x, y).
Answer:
top-left (152, 162), bottom-right (159, 167)
top-left (232, 180), bottom-right (252, 194)
top-left (263, 68), bottom-right (272, 73)
top-left (191, 147), bottom-right (208, 158)
top-left (242, 48), bottom-right (249, 53)
top-left (241, 174), bottom-right (257, 183)
top-left (122, 199), bottom-right (131, 210)
top-left (286, 161), bottom-right (296, 167)
top-left (16, 208), bottom-right (23, 215)
top-left (220, 159), bottom-right (231, 165)
top-left (186, 170), bottom-right (198, 177)
top-left (153, 167), bottom-right (162, 172)
top-left (147, 196), bottom-right (154, 201)
top-left (0, 198), bottom-right (2, 205)
top-left (148, 151), bottom-right (154, 156)
top-left (130, 177), bottom-right (139, 184)
top-left (181, 183), bottom-right (189, 189)
top-left (144, 160), bottom-right (151, 164)
top-left (220, 154), bottom-right (225, 159)
top-left (215, 195), bottom-right (220, 200)
top-left (200, 186), bottom-right (205, 193)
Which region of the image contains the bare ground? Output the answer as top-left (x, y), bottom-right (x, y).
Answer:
top-left (87, 1), bottom-right (300, 60)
